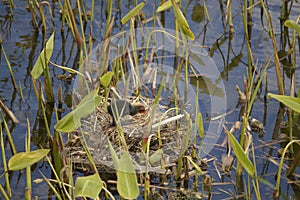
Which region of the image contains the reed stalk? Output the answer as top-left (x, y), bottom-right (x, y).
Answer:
top-left (76, 0), bottom-right (87, 57)
top-left (57, 0), bottom-right (66, 32)
top-left (193, 79), bottom-right (200, 159)
top-left (236, 57), bottom-right (270, 175)
top-left (251, 144), bottom-right (261, 199)
top-left (129, 18), bottom-right (141, 92)
top-left (66, 0), bottom-right (83, 48)
top-left (42, 157), bottom-right (65, 199)
top-left (34, 0), bottom-right (47, 34)
top-left (91, 0), bottom-right (94, 22)
top-left (0, 123), bottom-right (11, 198)
top-left (227, 0), bottom-right (234, 34)
top-left (259, 0), bottom-right (284, 95)
top-left (242, 0), bottom-right (254, 82)
top-left (40, 88), bottom-right (51, 137)
top-left (25, 118), bottom-right (32, 200)
top-left (79, 0), bottom-right (88, 22)
top-left (27, 0), bottom-right (38, 28)
top-left (1, 114), bottom-right (17, 155)
top-left (0, 184), bottom-right (10, 200)
top-left (288, 17), bottom-right (299, 153)
top-left (105, 0), bottom-right (113, 32)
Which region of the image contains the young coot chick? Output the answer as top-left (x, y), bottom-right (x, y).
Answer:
top-left (107, 99), bottom-right (145, 125)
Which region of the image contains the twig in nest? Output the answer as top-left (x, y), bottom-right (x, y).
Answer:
top-left (152, 114), bottom-right (184, 129)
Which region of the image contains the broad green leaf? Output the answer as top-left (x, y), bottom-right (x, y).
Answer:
top-left (54, 90), bottom-right (101, 132)
top-left (170, 0), bottom-right (195, 40)
top-left (156, 0), bottom-right (180, 13)
top-left (121, 2), bottom-right (145, 25)
top-left (228, 131), bottom-right (254, 177)
top-left (268, 93), bottom-right (300, 113)
top-left (185, 156), bottom-right (203, 174)
top-left (8, 149), bottom-right (50, 171)
top-left (75, 173), bottom-right (103, 199)
top-left (284, 20), bottom-right (300, 35)
top-left (31, 33), bottom-right (55, 79)
top-left (149, 149), bottom-right (163, 165)
top-left (197, 113), bottom-right (204, 138)
top-left (100, 71), bottom-right (114, 88)
top-left (117, 152), bottom-right (139, 199)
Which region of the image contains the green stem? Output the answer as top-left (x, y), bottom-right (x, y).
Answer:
top-left (275, 140), bottom-right (300, 197)
top-left (0, 184), bottom-right (10, 200)
top-left (25, 118), bottom-right (31, 200)
top-left (0, 123), bottom-right (11, 198)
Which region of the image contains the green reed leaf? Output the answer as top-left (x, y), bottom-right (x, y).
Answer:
top-left (100, 71), bottom-right (114, 88)
top-left (227, 131), bottom-right (255, 177)
top-left (75, 173), bottom-right (103, 199)
top-left (185, 156), bottom-right (204, 174)
top-left (54, 90), bottom-right (101, 132)
top-left (31, 33), bottom-right (54, 79)
top-left (156, 0), bottom-right (180, 13)
top-left (117, 152), bottom-right (139, 199)
top-left (197, 113), bottom-right (204, 138)
top-left (8, 149), bottom-right (50, 171)
top-left (268, 93), bottom-right (300, 113)
top-left (170, 0), bottom-right (195, 40)
top-left (284, 20), bottom-right (300, 35)
top-left (121, 2), bottom-right (145, 25)
top-left (51, 62), bottom-right (84, 76)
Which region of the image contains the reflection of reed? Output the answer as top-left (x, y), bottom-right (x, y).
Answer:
top-left (190, 75), bottom-right (225, 98)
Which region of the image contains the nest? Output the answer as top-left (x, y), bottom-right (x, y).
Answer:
top-left (66, 96), bottom-right (192, 173)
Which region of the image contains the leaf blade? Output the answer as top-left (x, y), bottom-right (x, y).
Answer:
top-left (156, 0), bottom-right (180, 13)
top-left (54, 90), bottom-right (101, 132)
top-left (75, 173), bottom-right (103, 199)
top-left (117, 152), bottom-right (139, 199)
top-left (185, 156), bottom-right (204, 174)
top-left (121, 2), bottom-right (145, 25)
top-left (8, 149), bottom-right (50, 171)
top-left (100, 71), bottom-right (114, 88)
top-left (170, 0), bottom-right (195, 40)
top-left (31, 33), bottom-right (55, 79)
top-left (268, 93), bottom-right (300, 113)
top-left (228, 131), bottom-right (254, 177)
top-left (284, 20), bottom-right (300, 35)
